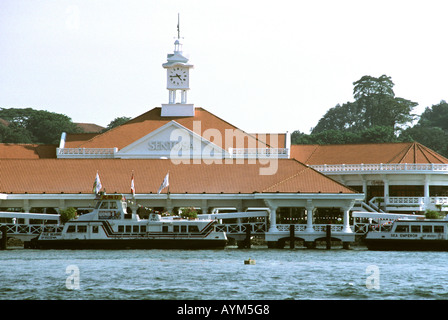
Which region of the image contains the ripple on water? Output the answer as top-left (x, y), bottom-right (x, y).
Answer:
top-left (1, 248), bottom-right (448, 300)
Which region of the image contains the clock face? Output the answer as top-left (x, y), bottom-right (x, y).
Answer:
top-left (168, 67), bottom-right (188, 87)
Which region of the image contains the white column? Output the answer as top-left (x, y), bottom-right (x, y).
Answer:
top-left (306, 200), bottom-right (314, 232)
top-left (362, 179), bottom-right (368, 202)
top-left (342, 207), bottom-right (352, 233)
top-left (383, 178), bottom-right (389, 204)
top-left (23, 199), bottom-right (31, 213)
top-left (268, 205), bottom-right (278, 232)
top-left (181, 90), bottom-right (187, 104)
top-left (58, 199), bottom-right (66, 213)
top-left (424, 175), bottom-right (430, 207)
top-left (165, 198), bottom-right (173, 214)
top-left (169, 90), bottom-right (176, 104)
top-left (201, 199), bottom-right (209, 215)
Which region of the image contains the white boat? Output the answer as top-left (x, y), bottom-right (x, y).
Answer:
top-left (364, 218), bottom-right (448, 251)
top-left (27, 194), bottom-right (227, 249)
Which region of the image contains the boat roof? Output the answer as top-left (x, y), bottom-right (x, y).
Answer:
top-left (0, 211), bottom-right (60, 220)
top-left (352, 211), bottom-right (424, 220)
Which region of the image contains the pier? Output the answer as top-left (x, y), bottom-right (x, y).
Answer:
top-left (204, 211), bottom-right (356, 249)
top-left (1, 209), bottom-right (363, 250)
top-left (0, 212), bottom-right (60, 249)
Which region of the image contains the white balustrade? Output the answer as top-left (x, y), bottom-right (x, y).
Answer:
top-left (312, 163), bottom-right (448, 173)
top-left (277, 224), bottom-right (344, 233)
top-left (57, 148), bottom-right (117, 158)
top-left (387, 197), bottom-right (423, 205)
top-left (229, 148), bottom-right (289, 158)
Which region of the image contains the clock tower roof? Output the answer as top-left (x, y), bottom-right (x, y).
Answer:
top-left (162, 47), bottom-right (192, 68)
top-left (162, 14), bottom-right (193, 68)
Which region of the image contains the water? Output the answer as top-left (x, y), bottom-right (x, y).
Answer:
top-left (1, 246), bottom-right (448, 300)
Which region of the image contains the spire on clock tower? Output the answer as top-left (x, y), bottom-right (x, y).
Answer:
top-left (161, 14), bottom-right (194, 117)
top-left (174, 13), bottom-right (182, 53)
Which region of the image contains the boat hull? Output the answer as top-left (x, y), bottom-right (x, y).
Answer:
top-left (29, 238), bottom-right (227, 250)
top-left (365, 239), bottom-right (448, 251)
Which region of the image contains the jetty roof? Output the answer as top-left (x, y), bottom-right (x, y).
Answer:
top-left (0, 158), bottom-right (355, 195)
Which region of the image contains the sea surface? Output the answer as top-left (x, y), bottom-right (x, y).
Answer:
top-left (1, 245), bottom-right (448, 301)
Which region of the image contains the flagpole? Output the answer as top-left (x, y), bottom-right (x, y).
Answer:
top-left (131, 170), bottom-right (135, 199)
top-left (167, 170), bottom-right (170, 198)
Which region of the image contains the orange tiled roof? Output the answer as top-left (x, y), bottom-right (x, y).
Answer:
top-left (65, 107), bottom-right (273, 150)
top-left (0, 144), bottom-right (57, 159)
top-left (75, 123), bottom-right (105, 133)
top-left (0, 159), bottom-right (355, 194)
top-left (250, 133), bottom-right (286, 149)
top-left (290, 142), bottom-right (448, 165)
top-left (65, 133), bottom-right (102, 146)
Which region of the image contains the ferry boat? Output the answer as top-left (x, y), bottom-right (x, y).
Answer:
top-left (364, 219), bottom-right (448, 251)
top-left (27, 194), bottom-right (227, 249)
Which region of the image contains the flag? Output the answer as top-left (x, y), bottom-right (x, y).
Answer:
top-left (92, 171), bottom-right (102, 194)
top-left (131, 172), bottom-right (135, 196)
top-left (158, 172), bottom-right (169, 194)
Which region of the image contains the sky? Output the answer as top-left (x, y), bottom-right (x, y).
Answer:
top-left (0, 0), bottom-right (447, 135)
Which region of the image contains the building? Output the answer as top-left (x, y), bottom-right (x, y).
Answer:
top-left (0, 30), bottom-right (364, 247)
top-left (291, 142), bottom-right (448, 214)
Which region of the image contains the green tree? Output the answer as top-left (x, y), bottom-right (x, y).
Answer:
top-left (311, 102), bottom-right (364, 134)
top-left (25, 110), bottom-right (80, 144)
top-left (417, 100), bottom-right (448, 130)
top-left (0, 108), bottom-right (81, 144)
top-left (399, 100), bottom-right (448, 158)
top-left (402, 125), bottom-right (448, 158)
top-left (104, 116), bottom-right (131, 132)
top-left (353, 75), bottom-right (395, 100)
top-left (359, 125), bottom-right (397, 143)
top-left (0, 122), bottom-right (34, 143)
top-left (312, 75), bottom-right (417, 135)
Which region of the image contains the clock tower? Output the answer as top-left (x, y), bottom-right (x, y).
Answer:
top-left (161, 15), bottom-right (194, 117)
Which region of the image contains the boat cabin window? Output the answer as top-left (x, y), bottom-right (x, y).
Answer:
top-left (92, 226), bottom-right (99, 233)
top-left (189, 225), bottom-right (199, 233)
top-left (116, 225), bottom-right (147, 233)
top-left (174, 225), bottom-right (188, 233)
top-left (411, 225), bottom-right (421, 233)
top-left (434, 226), bottom-right (444, 233)
top-left (77, 225), bottom-right (87, 233)
top-left (162, 226), bottom-right (168, 233)
top-left (100, 202), bottom-right (109, 209)
top-left (110, 202), bottom-right (118, 209)
top-left (395, 225), bottom-right (409, 233)
top-left (423, 226), bottom-right (432, 233)
top-left (67, 225), bottom-right (76, 233)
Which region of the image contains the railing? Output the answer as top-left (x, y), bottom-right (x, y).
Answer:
top-left (57, 148), bottom-right (117, 158)
top-left (229, 148), bottom-right (289, 158)
top-left (276, 224), bottom-right (344, 232)
top-left (216, 222), bottom-right (267, 234)
top-left (311, 163), bottom-right (448, 173)
top-left (370, 196), bottom-right (448, 211)
top-left (430, 197), bottom-right (448, 205)
top-left (0, 224), bottom-right (63, 235)
top-left (387, 197), bottom-right (423, 205)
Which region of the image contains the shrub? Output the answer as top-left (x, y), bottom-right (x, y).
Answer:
top-left (425, 210), bottom-right (443, 219)
top-left (180, 207), bottom-right (198, 219)
top-left (60, 207), bottom-right (77, 224)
